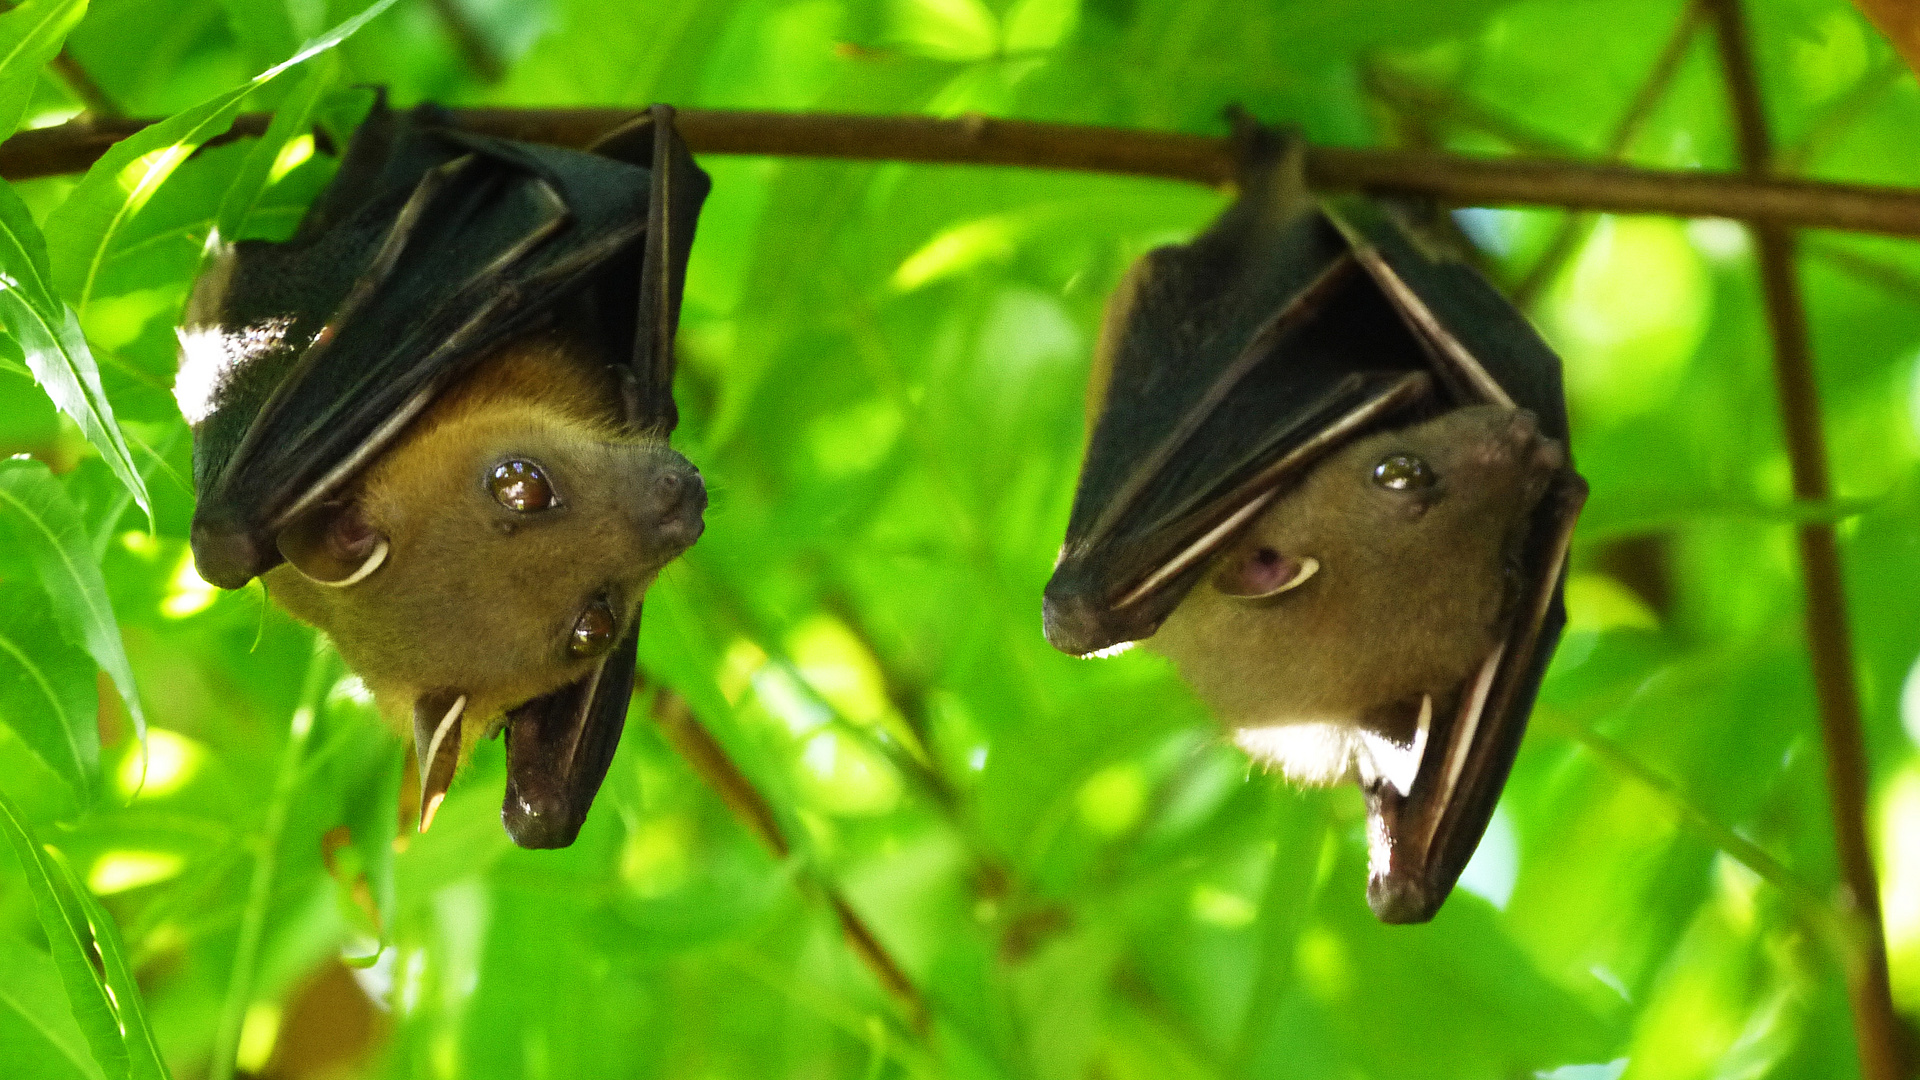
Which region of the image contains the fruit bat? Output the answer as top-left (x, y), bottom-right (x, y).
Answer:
top-left (175, 99), bottom-right (710, 849)
top-left (1043, 126), bottom-right (1587, 923)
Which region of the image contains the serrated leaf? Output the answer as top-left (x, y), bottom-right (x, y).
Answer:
top-left (0, 182), bottom-right (149, 519)
top-left (0, 787), bottom-right (129, 1080)
top-left (0, 583), bottom-right (98, 803)
top-left (0, 459), bottom-right (146, 756)
top-left (43, 0), bottom-right (399, 315)
top-left (0, 0), bottom-right (88, 140)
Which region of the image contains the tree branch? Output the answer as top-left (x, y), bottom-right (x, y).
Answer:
top-left (12, 107), bottom-right (1920, 237)
top-left (651, 689), bottom-right (930, 1034)
top-left (1708, 3), bottom-right (1905, 1078)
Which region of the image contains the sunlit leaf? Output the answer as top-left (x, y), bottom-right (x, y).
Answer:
top-left (0, 785), bottom-right (169, 1080)
top-left (43, 0), bottom-right (400, 314)
top-left (0, 0), bottom-right (88, 139)
top-left (0, 182), bottom-right (149, 518)
top-left (0, 930), bottom-right (106, 1080)
top-left (213, 54), bottom-right (337, 243)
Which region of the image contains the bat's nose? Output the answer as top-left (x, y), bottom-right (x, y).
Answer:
top-left (647, 464), bottom-right (706, 546)
top-left (1500, 408), bottom-right (1566, 473)
top-left (626, 452), bottom-right (706, 552)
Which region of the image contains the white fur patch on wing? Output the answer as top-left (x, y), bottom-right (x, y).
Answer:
top-left (173, 316), bottom-right (293, 425)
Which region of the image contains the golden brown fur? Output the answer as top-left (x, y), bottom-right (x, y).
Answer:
top-left (266, 331), bottom-right (701, 759)
top-left (1148, 406), bottom-right (1563, 783)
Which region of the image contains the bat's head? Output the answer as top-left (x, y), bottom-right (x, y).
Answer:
top-left (263, 338), bottom-right (706, 842)
top-left (1152, 403), bottom-right (1565, 761)
top-left (1151, 403), bottom-right (1572, 922)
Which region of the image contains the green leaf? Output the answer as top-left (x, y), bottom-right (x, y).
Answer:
top-left (0, 0), bottom-right (88, 140)
top-left (0, 182), bottom-right (150, 519)
top-left (214, 54), bottom-right (337, 243)
top-left (43, 0), bottom-right (400, 315)
top-left (0, 459), bottom-right (146, 755)
top-left (42, 847), bottom-right (170, 1080)
top-left (0, 930), bottom-right (106, 1080)
top-left (0, 787), bottom-right (129, 1080)
top-left (0, 583), bottom-right (98, 803)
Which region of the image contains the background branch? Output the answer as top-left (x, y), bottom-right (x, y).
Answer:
top-left (1512, 0), bottom-right (1704, 305)
top-left (1707, 2), bottom-right (1904, 1077)
top-left (651, 688), bottom-right (930, 1034)
top-left (0, 0), bottom-right (119, 118)
top-left (13, 107), bottom-right (1920, 237)
top-left (423, 0), bottom-right (504, 83)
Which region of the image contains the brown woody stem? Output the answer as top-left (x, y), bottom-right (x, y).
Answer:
top-left (651, 690), bottom-right (929, 1033)
top-left (1709, 2), bottom-right (1905, 1077)
top-left (12, 107), bottom-right (1920, 237)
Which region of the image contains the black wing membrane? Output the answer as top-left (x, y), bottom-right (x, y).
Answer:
top-left (501, 107), bottom-right (709, 848)
top-left (184, 100), bottom-right (710, 850)
top-left (1043, 132), bottom-right (1586, 922)
top-left (1042, 145), bottom-right (1436, 656)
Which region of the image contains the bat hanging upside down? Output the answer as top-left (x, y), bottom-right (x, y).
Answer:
top-left (259, 328), bottom-right (706, 840)
top-left (1043, 119), bottom-right (1586, 921)
top-left (1147, 405), bottom-right (1564, 798)
top-left (178, 100), bottom-right (710, 848)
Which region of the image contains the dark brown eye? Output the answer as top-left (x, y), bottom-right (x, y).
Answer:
top-left (570, 600), bottom-right (616, 658)
top-left (490, 460), bottom-right (555, 512)
top-left (1372, 454), bottom-right (1435, 492)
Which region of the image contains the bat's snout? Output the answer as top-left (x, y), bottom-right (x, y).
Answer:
top-left (628, 455), bottom-right (707, 553)
top-left (1462, 407), bottom-right (1564, 476)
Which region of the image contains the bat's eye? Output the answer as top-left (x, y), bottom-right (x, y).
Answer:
top-left (1372, 454), bottom-right (1435, 492)
top-left (490, 460), bottom-right (557, 512)
top-left (570, 600), bottom-right (616, 658)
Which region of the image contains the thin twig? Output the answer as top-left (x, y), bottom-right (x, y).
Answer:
top-left (1805, 235), bottom-right (1920, 304)
top-left (1513, 0), bottom-right (1705, 306)
top-left (1362, 62), bottom-right (1581, 158)
top-left (1778, 54), bottom-right (1908, 176)
top-left (423, 0), bottom-right (505, 83)
top-left (14, 108), bottom-right (1920, 237)
top-left (48, 53), bottom-right (120, 119)
top-left (1707, 3), bottom-right (1904, 1078)
top-left (651, 689), bottom-right (930, 1033)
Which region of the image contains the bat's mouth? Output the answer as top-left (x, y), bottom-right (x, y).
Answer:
top-left (498, 626), bottom-right (638, 848)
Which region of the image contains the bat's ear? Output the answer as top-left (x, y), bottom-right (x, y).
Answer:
top-left (1213, 547), bottom-right (1318, 599)
top-left (275, 502), bottom-right (389, 587)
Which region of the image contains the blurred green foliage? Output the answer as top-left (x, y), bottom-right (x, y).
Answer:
top-left (0, 0), bottom-right (1919, 1077)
